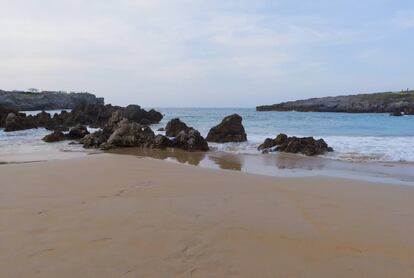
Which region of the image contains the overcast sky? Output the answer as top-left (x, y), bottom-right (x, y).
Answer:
top-left (0, 0), bottom-right (413, 107)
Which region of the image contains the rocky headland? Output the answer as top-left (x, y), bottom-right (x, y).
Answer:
top-left (256, 91), bottom-right (414, 114)
top-left (0, 89), bottom-right (103, 111)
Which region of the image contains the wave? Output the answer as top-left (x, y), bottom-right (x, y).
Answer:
top-left (208, 135), bottom-right (414, 163)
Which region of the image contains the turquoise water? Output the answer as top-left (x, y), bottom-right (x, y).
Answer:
top-left (151, 108), bottom-right (414, 162)
top-left (1, 108), bottom-right (414, 163)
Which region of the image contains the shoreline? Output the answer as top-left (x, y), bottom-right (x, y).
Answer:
top-left (1, 147), bottom-right (413, 186)
top-left (1, 154), bottom-right (414, 277)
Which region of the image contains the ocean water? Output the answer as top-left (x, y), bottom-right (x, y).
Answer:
top-left (1, 108), bottom-right (414, 163)
top-left (151, 108), bottom-right (414, 163)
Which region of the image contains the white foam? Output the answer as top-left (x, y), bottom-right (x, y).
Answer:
top-left (206, 136), bottom-right (414, 163)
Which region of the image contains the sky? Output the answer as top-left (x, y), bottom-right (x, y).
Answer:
top-left (0, 0), bottom-right (413, 107)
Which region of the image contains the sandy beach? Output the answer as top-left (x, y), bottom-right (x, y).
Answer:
top-left (0, 154), bottom-right (413, 277)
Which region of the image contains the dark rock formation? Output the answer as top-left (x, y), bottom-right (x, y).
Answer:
top-left (0, 106), bottom-right (18, 127)
top-left (258, 134), bottom-right (288, 151)
top-left (0, 90), bottom-right (104, 111)
top-left (149, 134), bottom-right (173, 149)
top-left (81, 131), bottom-right (107, 148)
top-left (165, 118), bottom-right (190, 137)
top-left (258, 133), bottom-right (333, 156)
top-left (206, 114), bottom-right (247, 143)
top-left (173, 128), bottom-right (209, 152)
top-left (42, 111), bottom-right (210, 152)
top-left (3, 113), bottom-right (37, 132)
top-left (67, 124), bottom-right (89, 139)
top-left (0, 102), bottom-right (163, 132)
top-left (101, 119), bottom-right (156, 149)
top-left (257, 91), bottom-right (414, 113)
top-left (42, 131), bottom-right (66, 142)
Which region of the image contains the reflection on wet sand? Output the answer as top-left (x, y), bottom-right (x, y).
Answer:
top-left (108, 148), bottom-right (206, 166)
top-left (208, 153), bottom-right (242, 171)
top-left (109, 147), bottom-right (414, 185)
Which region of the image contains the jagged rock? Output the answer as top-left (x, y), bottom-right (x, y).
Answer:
top-left (0, 106), bottom-right (18, 127)
top-left (258, 133), bottom-right (333, 156)
top-left (67, 124), bottom-right (89, 139)
top-left (165, 118), bottom-right (190, 137)
top-left (149, 134), bottom-right (173, 149)
top-left (206, 114), bottom-right (247, 143)
top-left (42, 131), bottom-right (66, 142)
top-left (101, 119), bottom-right (156, 149)
top-left (3, 113), bottom-right (37, 132)
top-left (172, 128), bottom-right (209, 152)
top-left (82, 131), bottom-right (107, 148)
top-left (258, 134), bottom-right (288, 151)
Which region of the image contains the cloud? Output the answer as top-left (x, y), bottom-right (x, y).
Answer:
top-left (0, 0), bottom-right (412, 106)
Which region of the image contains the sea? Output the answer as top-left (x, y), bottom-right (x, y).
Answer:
top-left (1, 108), bottom-right (414, 184)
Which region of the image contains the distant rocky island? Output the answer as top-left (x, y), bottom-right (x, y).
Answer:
top-left (256, 91), bottom-right (414, 114)
top-left (0, 89), bottom-right (103, 111)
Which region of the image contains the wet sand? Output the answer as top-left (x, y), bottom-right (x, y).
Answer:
top-left (1, 153), bottom-right (414, 277)
top-left (110, 147), bottom-right (414, 185)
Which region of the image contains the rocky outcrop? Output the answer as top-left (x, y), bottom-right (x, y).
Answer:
top-left (42, 125), bottom-right (90, 142)
top-left (173, 128), bottom-right (209, 152)
top-left (0, 90), bottom-right (104, 111)
top-left (206, 114), bottom-right (247, 143)
top-left (101, 119), bottom-right (156, 149)
top-left (42, 131), bottom-right (66, 142)
top-left (257, 91), bottom-right (414, 113)
top-left (67, 125), bottom-right (90, 139)
top-left (258, 133), bottom-right (333, 156)
top-left (77, 114), bottom-right (209, 152)
top-left (0, 102), bottom-right (163, 132)
top-left (3, 113), bottom-right (37, 132)
top-left (165, 118), bottom-right (190, 137)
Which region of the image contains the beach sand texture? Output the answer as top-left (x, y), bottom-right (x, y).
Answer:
top-left (1, 154), bottom-right (414, 277)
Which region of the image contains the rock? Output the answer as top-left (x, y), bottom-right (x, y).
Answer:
top-left (258, 133), bottom-right (333, 156)
top-left (0, 106), bottom-right (18, 127)
top-left (150, 134), bottom-right (173, 149)
top-left (102, 119), bottom-right (156, 149)
top-left (32, 111), bottom-right (53, 127)
top-left (157, 127), bottom-right (165, 131)
top-left (258, 134), bottom-right (287, 151)
top-left (391, 111), bottom-right (403, 116)
top-left (0, 90), bottom-right (104, 111)
top-left (121, 105), bottom-right (163, 125)
top-left (172, 128), bottom-right (209, 152)
top-left (82, 131), bottom-right (107, 148)
top-left (206, 114), bottom-right (247, 143)
top-left (165, 118), bottom-right (190, 137)
top-left (67, 124), bottom-right (89, 139)
top-left (256, 90), bottom-right (414, 113)
top-left (42, 131), bottom-right (66, 142)
top-left (3, 113), bottom-right (37, 132)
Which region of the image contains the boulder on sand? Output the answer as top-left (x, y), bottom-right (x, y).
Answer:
top-left (173, 128), bottom-right (209, 152)
top-left (67, 124), bottom-right (90, 139)
top-left (42, 131), bottom-right (66, 142)
top-left (101, 119), bottom-right (156, 149)
top-left (165, 118), bottom-right (190, 137)
top-left (206, 114), bottom-right (247, 143)
top-left (258, 133), bottom-right (333, 156)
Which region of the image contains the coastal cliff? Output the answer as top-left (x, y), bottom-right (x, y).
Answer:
top-left (0, 90), bottom-right (104, 111)
top-left (256, 91), bottom-right (414, 114)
